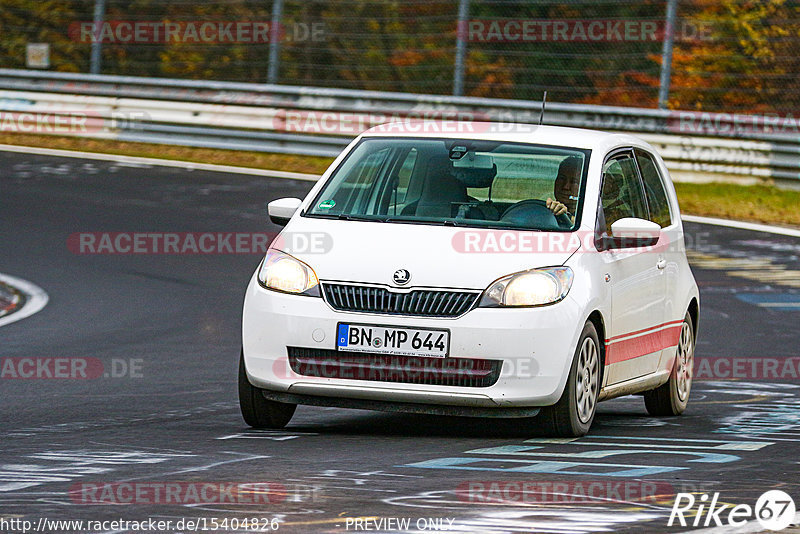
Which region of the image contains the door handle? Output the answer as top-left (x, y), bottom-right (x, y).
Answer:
top-left (657, 259), bottom-right (667, 270)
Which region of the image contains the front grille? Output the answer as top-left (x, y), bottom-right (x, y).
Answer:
top-left (287, 347), bottom-right (502, 388)
top-left (322, 283), bottom-right (480, 317)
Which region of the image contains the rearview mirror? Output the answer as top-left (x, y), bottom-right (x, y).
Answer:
top-left (452, 151), bottom-right (494, 169)
top-left (609, 217), bottom-right (661, 248)
top-left (268, 197), bottom-right (302, 226)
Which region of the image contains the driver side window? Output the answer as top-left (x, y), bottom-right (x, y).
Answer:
top-left (600, 152), bottom-right (648, 231)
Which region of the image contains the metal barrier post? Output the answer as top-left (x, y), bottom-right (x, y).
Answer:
top-left (89, 0), bottom-right (107, 74)
top-left (267, 0), bottom-right (284, 84)
top-left (453, 0), bottom-right (469, 96)
top-left (658, 0), bottom-right (678, 109)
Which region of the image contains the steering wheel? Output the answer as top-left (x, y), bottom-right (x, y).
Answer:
top-left (453, 200), bottom-right (501, 221)
top-left (500, 199), bottom-right (572, 229)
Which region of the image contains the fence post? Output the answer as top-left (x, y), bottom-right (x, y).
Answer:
top-left (658, 0), bottom-right (678, 109)
top-left (453, 0), bottom-right (469, 96)
top-left (89, 0), bottom-right (106, 74)
top-left (267, 0), bottom-right (284, 84)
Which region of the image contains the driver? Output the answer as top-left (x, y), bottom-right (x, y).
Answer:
top-left (546, 156), bottom-right (581, 220)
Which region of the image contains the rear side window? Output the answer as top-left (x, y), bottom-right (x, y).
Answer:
top-left (600, 152), bottom-right (648, 230)
top-left (635, 149), bottom-right (672, 228)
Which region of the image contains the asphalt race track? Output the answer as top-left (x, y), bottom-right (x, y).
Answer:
top-left (2, 150), bottom-right (800, 534)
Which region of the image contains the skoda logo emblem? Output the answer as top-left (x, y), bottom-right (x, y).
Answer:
top-left (393, 269), bottom-right (411, 286)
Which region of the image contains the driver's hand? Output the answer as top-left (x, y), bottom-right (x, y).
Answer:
top-left (546, 197), bottom-right (568, 216)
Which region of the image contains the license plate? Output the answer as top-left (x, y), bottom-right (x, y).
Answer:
top-left (336, 323), bottom-right (449, 358)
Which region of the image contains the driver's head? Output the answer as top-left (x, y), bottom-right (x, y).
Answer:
top-left (554, 156), bottom-right (582, 213)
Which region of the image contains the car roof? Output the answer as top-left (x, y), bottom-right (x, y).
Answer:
top-left (360, 122), bottom-right (650, 152)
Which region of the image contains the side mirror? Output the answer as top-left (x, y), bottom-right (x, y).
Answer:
top-left (609, 217), bottom-right (661, 248)
top-left (268, 197), bottom-right (303, 226)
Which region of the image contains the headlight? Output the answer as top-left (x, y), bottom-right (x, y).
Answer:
top-left (479, 267), bottom-right (573, 307)
top-left (257, 249), bottom-right (320, 295)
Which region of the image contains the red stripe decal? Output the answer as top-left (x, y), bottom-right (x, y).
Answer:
top-left (605, 325), bottom-right (682, 365)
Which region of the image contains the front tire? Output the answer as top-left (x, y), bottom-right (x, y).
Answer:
top-left (238, 351), bottom-right (296, 428)
top-left (644, 312), bottom-right (695, 416)
top-left (538, 321), bottom-right (601, 437)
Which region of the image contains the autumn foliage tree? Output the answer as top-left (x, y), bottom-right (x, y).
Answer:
top-left (0, 0), bottom-right (796, 112)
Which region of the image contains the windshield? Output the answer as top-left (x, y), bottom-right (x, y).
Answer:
top-left (306, 138), bottom-right (590, 231)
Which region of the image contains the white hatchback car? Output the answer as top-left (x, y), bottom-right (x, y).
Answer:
top-left (239, 124), bottom-right (699, 436)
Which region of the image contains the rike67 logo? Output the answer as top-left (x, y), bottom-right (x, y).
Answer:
top-left (669, 490), bottom-right (796, 531)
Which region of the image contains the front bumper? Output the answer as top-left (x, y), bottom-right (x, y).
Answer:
top-left (242, 274), bottom-right (584, 408)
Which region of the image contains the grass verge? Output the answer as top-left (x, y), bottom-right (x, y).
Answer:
top-left (673, 182), bottom-right (800, 228)
top-left (2, 133), bottom-right (799, 228)
top-left (0, 133), bottom-right (335, 175)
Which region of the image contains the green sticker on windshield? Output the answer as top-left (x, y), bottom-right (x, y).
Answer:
top-left (319, 199), bottom-right (336, 210)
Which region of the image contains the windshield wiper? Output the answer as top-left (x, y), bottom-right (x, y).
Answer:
top-left (383, 217), bottom-right (460, 226)
top-left (336, 214), bottom-right (387, 222)
top-left (492, 225), bottom-right (544, 232)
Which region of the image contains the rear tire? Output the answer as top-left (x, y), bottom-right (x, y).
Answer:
top-left (644, 313), bottom-right (694, 416)
top-left (238, 350), bottom-right (296, 428)
top-left (538, 321), bottom-right (601, 437)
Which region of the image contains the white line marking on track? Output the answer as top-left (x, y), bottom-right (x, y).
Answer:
top-left (217, 431), bottom-right (316, 441)
top-left (0, 273), bottom-right (49, 328)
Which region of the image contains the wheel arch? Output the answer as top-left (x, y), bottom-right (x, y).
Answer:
top-left (687, 297), bottom-right (699, 339)
top-left (586, 310), bottom-right (607, 381)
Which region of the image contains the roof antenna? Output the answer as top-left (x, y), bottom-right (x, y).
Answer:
top-left (538, 91), bottom-right (548, 125)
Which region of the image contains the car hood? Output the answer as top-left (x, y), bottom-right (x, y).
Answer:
top-left (275, 216), bottom-right (581, 290)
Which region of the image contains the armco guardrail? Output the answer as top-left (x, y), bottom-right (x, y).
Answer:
top-left (1, 69), bottom-right (798, 184)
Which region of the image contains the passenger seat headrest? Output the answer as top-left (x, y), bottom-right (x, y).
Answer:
top-left (452, 164), bottom-right (497, 188)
